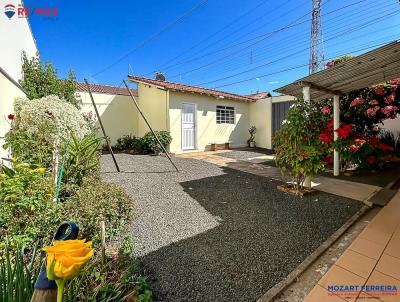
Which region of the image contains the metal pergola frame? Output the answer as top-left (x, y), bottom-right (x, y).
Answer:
top-left (274, 41), bottom-right (400, 180)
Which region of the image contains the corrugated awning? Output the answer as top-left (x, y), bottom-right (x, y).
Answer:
top-left (274, 41), bottom-right (400, 101)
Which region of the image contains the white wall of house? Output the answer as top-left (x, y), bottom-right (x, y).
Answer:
top-left (0, 70), bottom-right (26, 160)
top-left (382, 117), bottom-right (400, 134)
top-left (0, 2), bottom-right (38, 81)
top-left (168, 91), bottom-right (250, 153)
top-left (78, 91), bottom-right (138, 145)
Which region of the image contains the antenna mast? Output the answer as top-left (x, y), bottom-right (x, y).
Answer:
top-left (309, 0), bottom-right (324, 74)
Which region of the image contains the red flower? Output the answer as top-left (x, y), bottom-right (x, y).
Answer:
top-left (374, 86), bottom-right (386, 95)
top-left (372, 126), bottom-right (380, 132)
top-left (335, 124), bottom-right (352, 139)
top-left (354, 139), bottom-right (366, 145)
top-left (378, 143), bottom-right (394, 151)
top-left (390, 79), bottom-right (400, 86)
top-left (319, 131), bottom-right (333, 143)
top-left (7, 114), bottom-right (14, 120)
top-left (327, 120), bottom-right (334, 129)
top-left (369, 99), bottom-right (378, 105)
top-left (385, 95), bottom-right (394, 104)
top-left (349, 145), bottom-right (361, 152)
top-left (365, 155), bottom-right (376, 165)
top-left (350, 97), bottom-right (365, 107)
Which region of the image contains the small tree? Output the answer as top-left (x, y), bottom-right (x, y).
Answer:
top-left (273, 99), bottom-right (327, 193)
top-left (19, 53), bottom-right (80, 108)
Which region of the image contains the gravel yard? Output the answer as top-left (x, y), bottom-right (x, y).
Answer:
top-left (101, 153), bottom-right (362, 302)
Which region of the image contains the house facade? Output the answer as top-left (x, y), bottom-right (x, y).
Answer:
top-left (129, 76), bottom-right (297, 153)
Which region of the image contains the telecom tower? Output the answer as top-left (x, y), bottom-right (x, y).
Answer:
top-left (309, 0), bottom-right (324, 74)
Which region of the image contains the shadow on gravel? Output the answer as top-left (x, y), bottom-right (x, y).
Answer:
top-left (140, 167), bottom-right (362, 302)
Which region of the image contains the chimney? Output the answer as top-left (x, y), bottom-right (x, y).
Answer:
top-left (155, 72), bottom-right (166, 81)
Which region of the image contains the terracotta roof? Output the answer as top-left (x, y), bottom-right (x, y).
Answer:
top-left (76, 82), bottom-right (137, 96)
top-left (128, 75), bottom-right (256, 102)
top-left (245, 92), bottom-right (271, 99)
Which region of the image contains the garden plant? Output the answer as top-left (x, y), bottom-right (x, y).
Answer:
top-left (0, 59), bottom-right (152, 301)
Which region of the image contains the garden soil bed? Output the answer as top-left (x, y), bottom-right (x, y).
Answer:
top-left (101, 154), bottom-right (362, 302)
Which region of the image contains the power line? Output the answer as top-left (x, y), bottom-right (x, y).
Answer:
top-left (211, 40), bottom-right (400, 89)
top-left (166, 0), bottom-right (377, 80)
top-left (190, 1), bottom-right (392, 84)
top-left (91, 0), bottom-right (209, 77)
top-left (142, 0), bottom-right (278, 76)
top-left (147, 0), bottom-right (366, 77)
top-left (194, 7), bottom-right (399, 86)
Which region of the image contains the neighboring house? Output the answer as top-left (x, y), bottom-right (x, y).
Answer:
top-left (76, 83), bottom-right (138, 145)
top-left (0, 1), bottom-right (38, 160)
top-left (120, 75), bottom-right (294, 153)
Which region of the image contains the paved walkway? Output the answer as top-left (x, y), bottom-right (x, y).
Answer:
top-left (177, 150), bottom-right (381, 202)
top-left (304, 191), bottom-right (400, 302)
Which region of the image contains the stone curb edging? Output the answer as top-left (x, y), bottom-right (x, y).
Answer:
top-left (256, 205), bottom-right (370, 302)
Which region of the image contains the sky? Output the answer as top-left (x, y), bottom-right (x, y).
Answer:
top-left (25, 0), bottom-right (400, 95)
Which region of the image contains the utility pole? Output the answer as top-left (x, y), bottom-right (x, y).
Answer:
top-left (309, 0), bottom-right (324, 74)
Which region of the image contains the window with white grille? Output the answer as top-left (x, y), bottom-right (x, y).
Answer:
top-left (216, 105), bottom-right (235, 124)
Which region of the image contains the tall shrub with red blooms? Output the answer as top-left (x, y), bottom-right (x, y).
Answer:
top-left (273, 99), bottom-right (328, 192)
top-left (316, 79), bottom-right (400, 168)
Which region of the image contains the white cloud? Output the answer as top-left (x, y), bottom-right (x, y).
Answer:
top-left (268, 81), bottom-right (280, 84)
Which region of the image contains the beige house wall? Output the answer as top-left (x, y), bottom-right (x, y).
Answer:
top-left (249, 97), bottom-right (272, 149)
top-left (0, 72), bottom-right (26, 160)
top-left (78, 91), bottom-right (138, 145)
top-left (136, 84), bottom-right (169, 137)
top-left (168, 91), bottom-right (250, 153)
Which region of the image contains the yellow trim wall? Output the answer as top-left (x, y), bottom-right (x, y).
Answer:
top-left (137, 84), bottom-right (169, 137)
top-left (168, 91), bottom-right (250, 153)
top-left (79, 91), bottom-right (138, 145)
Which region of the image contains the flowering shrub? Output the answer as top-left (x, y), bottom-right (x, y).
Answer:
top-left (315, 79), bottom-right (400, 169)
top-left (274, 100), bottom-right (327, 192)
top-left (4, 95), bottom-right (90, 166)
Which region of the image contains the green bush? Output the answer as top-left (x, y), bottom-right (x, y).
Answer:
top-left (141, 131), bottom-right (172, 154)
top-left (114, 134), bottom-right (141, 151)
top-left (20, 53), bottom-right (80, 109)
top-left (64, 176), bottom-right (134, 244)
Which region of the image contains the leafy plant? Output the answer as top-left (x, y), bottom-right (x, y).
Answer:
top-left (64, 176), bottom-right (134, 245)
top-left (0, 242), bottom-right (42, 302)
top-left (114, 134), bottom-right (141, 151)
top-left (140, 131), bottom-right (172, 154)
top-left (0, 159), bottom-right (47, 202)
top-left (65, 236), bottom-right (152, 302)
top-left (274, 99), bottom-right (326, 192)
top-left (62, 132), bottom-right (101, 188)
top-left (20, 53), bottom-right (80, 108)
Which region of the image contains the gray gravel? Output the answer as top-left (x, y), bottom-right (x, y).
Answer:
top-left (216, 148), bottom-right (275, 162)
top-left (101, 153), bottom-right (362, 302)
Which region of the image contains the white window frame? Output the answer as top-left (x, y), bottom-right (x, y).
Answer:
top-left (216, 105), bottom-right (235, 124)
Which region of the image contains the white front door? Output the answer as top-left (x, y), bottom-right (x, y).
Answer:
top-left (182, 103), bottom-right (196, 150)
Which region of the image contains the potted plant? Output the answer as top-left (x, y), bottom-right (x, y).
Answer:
top-left (248, 126), bottom-right (256, 148)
